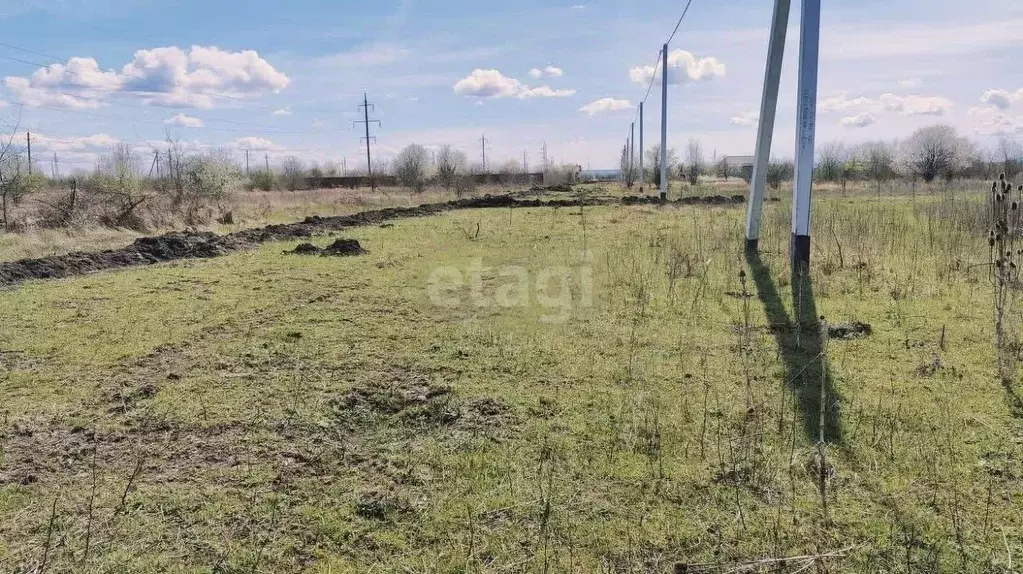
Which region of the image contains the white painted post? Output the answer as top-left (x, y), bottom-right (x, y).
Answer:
top-left (792, 0), bottom-right (820, 269)
top-left (639, 102), bottom-right (644, 191)
top-left (744, 0), bottom-right (792, 253)
top-left (659, 44), bottom-right (668, 200)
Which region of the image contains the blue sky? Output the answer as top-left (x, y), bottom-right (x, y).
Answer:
top-left (1, 0), bottom-right (1022, 171)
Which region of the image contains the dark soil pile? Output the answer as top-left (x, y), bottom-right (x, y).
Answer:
top-left (0, 193), bottom-right (748, 287)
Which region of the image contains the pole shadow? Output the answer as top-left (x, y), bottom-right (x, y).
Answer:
top-left (745, 250), bottom-right (844, 445)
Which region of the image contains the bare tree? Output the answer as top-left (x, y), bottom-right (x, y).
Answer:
top-left (715, 157), bottom-right (730, 180)
top-left (279, 155), bottom-right (305, 191)
top-left (394, 144), bottom-right (429, 192)
top-left (91, 142), bottom-right (148, 229)
top-left (436, 145), bottom-right (467, 190)
top-left (816, 141), bottom-right (846, 183)
top-left (620, 144), bottom-right (636, 187)
top-left (645, 144), bottom-right (678, 188)
top-left (903, 124), bottom-right (964, 183)
top-left (685, 139), bottom-right (704, 184)
top-left (0, 114), bottom-right (31, 231)
top-left (858, 141), bottom-right (895, 195)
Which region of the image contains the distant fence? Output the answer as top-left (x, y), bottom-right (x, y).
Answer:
top-left (305, 172), bottom-right (545, 189)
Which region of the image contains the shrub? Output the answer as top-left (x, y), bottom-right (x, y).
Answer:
top-left (394, 144), bottom-right (429, 192)
top-left (280, 156), bottom-right (306, 191)
top-left (250, 170), bottom-right (276, 191)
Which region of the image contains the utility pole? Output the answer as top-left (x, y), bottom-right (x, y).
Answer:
top-left (659, 44), bottom-right (668, 200)
top-left (265, 153), bottom-right (270, 172)
top-left (26, 132), bottom-right (32, 175)
top-left (51, 152), bottom-right (58, 179)
top-left (639, 101), bottom-right (644, 191)
top-left (155, 151), bottom-right (161, 178)
top-left (355, 93), bottom-right (381, 190)
top-left (523, 150), bottom-right (528, 173)
top-left (148, 151), bottom-right (158, 178)
top-left (481, 134), bottom-right (488, 173)
top-left (791, 0), bottom-right (821, 270)
top-left (629, 122), bottom-right (635, 188)
top-left (541, 141), bottom-right (548, 175)
top-left (245, 149), bottom-right (250, 176)
top-left (745, 0), bottom-right (792, 254)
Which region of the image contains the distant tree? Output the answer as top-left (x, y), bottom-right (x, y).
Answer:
top-left (715, 157), bottom-right (730, 180)
top-left (903, 124), bottom-right (965, 183)
top-left (645, 144), bottom-right (679, 188)
top-left (620, 144), bottom-right (636, 187)
top-left (999, 137), bottom-right (1022, 180)
top-left (766, 159), bottom-right (793, 190)
top-left (394, 144), bottom-right (429, 192)
top-left (279, 155), bottom-right (305, 191)
top-left (685, 139), bottom-right (704, 184)
top-left (435, 145), bottom-right (467, 190)
top-left (816, 141), bottom-right (846, 183)
top-left (858, 141), bottom-right (895, 195)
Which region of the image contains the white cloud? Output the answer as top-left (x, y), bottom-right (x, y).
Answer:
top-left (529, 66), bottom-right (564, 79)
top-left (164, 113), bottom-right (204, 127)
top-left (729, 111), bottom-right (759, 127)
top-left (29, 132), bottom-right (119, 152)
top-left (233, 136), bottom-right (283, 150)
top-left (819, 94), bottom-right (874, 112)
top-left (453, 69), bottom-right (574, 99)
top-left (578, 97), bottom-right (634, 115)
top-left (272, 106), bottom-right (293, 116)
top-left (4, 46), bottom-right (289, 110)
top-left (3, 77), bottom-right (103, 109)
top-left (819, 93), bottom-right (952, 117)
top-left (629, 49), bottom-right (726, 86)
top-left (981, 88), bottom-right (1023, 110)
top-left (879, 93), bottom-right (952, 116)
top-left (519, 85), bottom-right (575, 98)
top-left (968, 107), bottom-right (1023, 135)
top-left (840, 112), bottom-right (875, 128)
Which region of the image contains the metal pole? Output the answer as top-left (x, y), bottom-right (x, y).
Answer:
top-left (745, 0), bottom-right (792, 253)
top-left (792, 0), bottom-right (820, 270)
top-left (639, 102), bottom-right (644, 191)
top-left (26, 132), bottom-right (32, 175)
top-left (629, 122), bottom-right (635, 188)
top-left (659, 44), bottom-right (668, 200)
top-left (363, 93), bottom-right (374, 190)
top-left (245, 149), bottom-right (250, 175)
top-left (481, 134), bottom-right (487, 173)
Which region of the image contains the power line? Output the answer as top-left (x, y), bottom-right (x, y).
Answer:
top-left (665, 0), bottom-right (697, 46)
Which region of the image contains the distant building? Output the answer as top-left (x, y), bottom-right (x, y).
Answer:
top-left (723, 155), bottom-right (755, 182)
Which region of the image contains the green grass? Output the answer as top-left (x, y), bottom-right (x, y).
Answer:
top-left (0, 192), bottom-right (1021, 572)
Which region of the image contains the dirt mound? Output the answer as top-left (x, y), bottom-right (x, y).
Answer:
top-left (322, 238), bottom-right (367, 256)
top-left (621, 194), bottom-right (748, 206)
top-left (284, 239), bottom-right (366, 256)
top-left (284, 243), bottom-right (323, 255)
top-left (0, 193), bottom-right (747, 287)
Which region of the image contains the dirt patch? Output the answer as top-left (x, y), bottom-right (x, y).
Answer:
top-left (828, 321), bottom-right (872, 340)
top-left (0, 193), bottom-right (748, 287)
top-left (330, 376), bottom-right (514, 437)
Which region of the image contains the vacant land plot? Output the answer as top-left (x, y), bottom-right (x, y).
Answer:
top-left (0, 188), bottom-right (1021, 573)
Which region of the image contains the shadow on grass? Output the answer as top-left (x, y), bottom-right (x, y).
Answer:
top-left (745, 250), bottom-right (844, 445)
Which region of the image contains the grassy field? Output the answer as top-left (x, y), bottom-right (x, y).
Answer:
top-left (0, 185), bottom-right (1021, 572)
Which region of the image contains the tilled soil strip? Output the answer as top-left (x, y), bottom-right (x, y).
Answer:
top-left (0, 193), bottom-right (745, 287)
